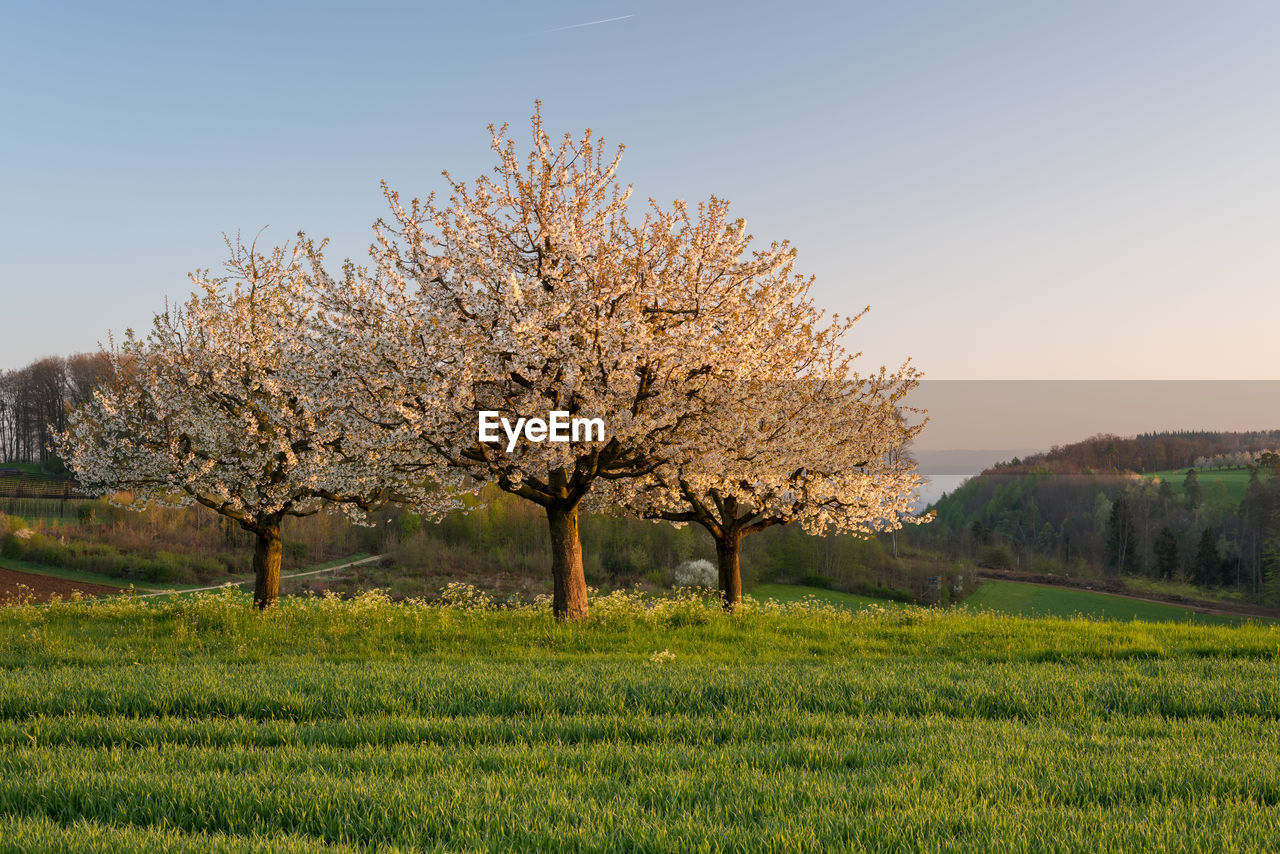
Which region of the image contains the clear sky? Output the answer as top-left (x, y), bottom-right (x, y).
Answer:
top-left (3, 0), bottom-right (1278, 379)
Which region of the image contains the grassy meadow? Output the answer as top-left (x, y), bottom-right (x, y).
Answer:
top-left (1143, 466), bottom-right (1256, 505)
top-left (749, 583), bottom-right (905, 610)
top-left (755, 580), bottom-right (1262, 626)
top-left (1, 589), bottom-right (1279, 852)
top-left (961, 580), bottom-right (1251, 625)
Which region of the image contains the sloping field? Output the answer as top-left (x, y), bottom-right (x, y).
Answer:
top-left (963, 579), bottom-right (1252, 625)
top-left (2, 591), bottom-right (1279, 851)
top-left (1143, 467), bottom-right (1258, 505)
top-left (751, 583), bottom-right (901, 610)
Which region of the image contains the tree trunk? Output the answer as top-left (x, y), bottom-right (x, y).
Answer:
top-left (716, 531), bottom-right (743, 612)
top-left (546, 501), bottom-right (588, 621)
top-left (252, 524), bottom-right (283, 610)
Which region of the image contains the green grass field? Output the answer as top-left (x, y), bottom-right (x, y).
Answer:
top-left (963, 580), bottom-right (1253, 625)
top-left (1143, 466), bottom-right (1259, 505)
top-left (750, 583), bottom-right (901, 610)
top-left (2, 589), bottom-right (1280, 851)
top-left (759, 581), bottom-right (1254, 627)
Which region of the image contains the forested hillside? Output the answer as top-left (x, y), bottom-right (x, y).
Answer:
top-left (983, 430), bottom-right (1280, 476)
top-left (925, 432), bottom-right (1280, 604)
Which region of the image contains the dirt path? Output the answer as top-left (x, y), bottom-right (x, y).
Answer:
top-left (129, 554), bottom-right (384, 598)
top-left (975, 567), bottom-right (1280, 620)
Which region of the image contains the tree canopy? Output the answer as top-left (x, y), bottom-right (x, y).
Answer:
top-left (58, 235), bottom-right (388, 607)
top-left (60, 105), bottom-right (928, 619)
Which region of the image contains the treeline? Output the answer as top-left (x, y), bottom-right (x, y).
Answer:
top-left (0, 353), bottom-right (110, 466)
top-left (984, 430), bottom-right (1280, 476)
top-left (924, 459), bottom-right (1280, 603)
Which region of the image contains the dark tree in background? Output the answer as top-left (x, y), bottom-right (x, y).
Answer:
top-left (1184, 468), bottom-right (1201, 511)
top-left (0, 353), bottom-right (111, 467)
top-left (1153, 526), bottom-right (1179, 580)
top-left (1193, 527), bottom-right (1221, 587)
top-left (1106, 496), bottom-right (1139, 575)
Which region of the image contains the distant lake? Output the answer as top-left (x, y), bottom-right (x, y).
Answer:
top-left (908, 448), bottom-right (1041, 512)
top-left (915, 473), bottom-right (973, 510)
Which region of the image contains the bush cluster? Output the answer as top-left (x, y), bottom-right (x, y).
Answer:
top-left (0, 530), bottom-right (234, 583)
top-left (672, 559), bottom-right (716, 588)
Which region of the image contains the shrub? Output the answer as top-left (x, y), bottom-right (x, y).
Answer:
top-left (874, 585), bottom-right (917, 604)
top-left (978, 544), bottom-right (1015, 570)
top-left (28, 540), bottom-right (71, 567)
top-left (673, 558), bottom-right (717, 588)
top-left (139, 556), bottom-right (178, 583)
top-left (798, 573), bottom-right (833, 589)
top-left (396, 511), bottom-right (422, 538)
top-left (841, 579), bottom-right (916, 604)
top-left (185, 554), bottom-right (228, 584)
top-left (1030, 555), bottom-right (1060, 575)
top-left (2, 528), bottom-right (40, 559)
top-left (601, 544), bottom-right (653, 578)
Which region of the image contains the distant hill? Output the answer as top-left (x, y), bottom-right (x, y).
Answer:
top-left (981, 430), bottom-right (1280, 476)
top-left (919, 430), bottom-right (1280, 606)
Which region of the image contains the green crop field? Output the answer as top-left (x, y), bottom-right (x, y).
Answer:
top-left (2, 589), bottom-right (1280, 852)
top-left (962, 580), bottom-right (1255, 625)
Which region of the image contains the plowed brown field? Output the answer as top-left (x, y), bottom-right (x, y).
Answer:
top-left (0, 565), bottom-right (120, 603)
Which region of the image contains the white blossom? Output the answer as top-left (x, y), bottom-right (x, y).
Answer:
top-left (57, 234), bottom-right (392, 607)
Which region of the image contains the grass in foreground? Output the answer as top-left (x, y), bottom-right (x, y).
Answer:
top-left (963, 579), bottom-right (1251, 625)
top-left (1, 587), bottom-right (1279, 852)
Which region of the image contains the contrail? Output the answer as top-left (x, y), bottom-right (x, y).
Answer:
top-left (526, 14), bottom-right (633, 36)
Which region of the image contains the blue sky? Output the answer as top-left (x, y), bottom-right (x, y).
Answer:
top-left (3, 1), bottom-right (1278, 378)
